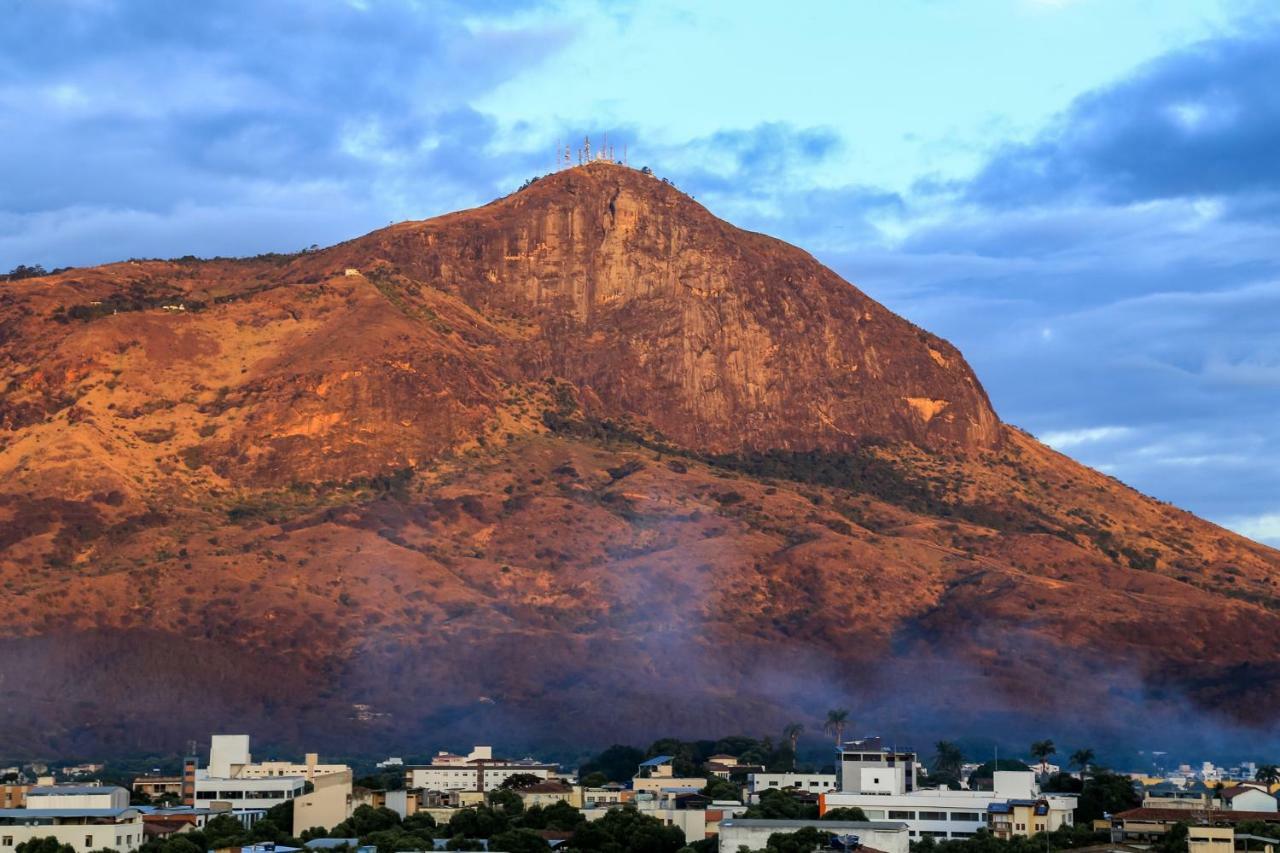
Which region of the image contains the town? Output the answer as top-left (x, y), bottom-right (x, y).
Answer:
top-left (2, 733), bottom-right (1277, 853)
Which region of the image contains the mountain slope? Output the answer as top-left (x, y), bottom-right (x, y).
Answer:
top-left (1, 162), bottom-right (1277, 757)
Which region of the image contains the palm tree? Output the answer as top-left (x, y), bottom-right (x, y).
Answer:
top-left (1030, 740), bottom-right (1056, 776)
top-left (933, 741), bottom-right (965, 778)
top-left (825, 709), bottom-right (850, 747)
top-left (1256, 765), bottom-right (1280, 786)
top-left (783, 723), bottom-right (805, 767)
top-left (1069, 748), bottom-right (1095, 776)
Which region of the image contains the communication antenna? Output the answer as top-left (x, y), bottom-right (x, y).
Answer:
top-left (623, 143), bottom-right (628, 166)
top-left (584, 135), bottom-right (591, 164)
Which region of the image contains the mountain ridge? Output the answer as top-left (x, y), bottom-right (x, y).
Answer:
top-left (1, 162), bottom-right (1277, 757)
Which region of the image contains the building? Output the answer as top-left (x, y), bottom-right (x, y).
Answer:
top-left (1189, 825), bottom-right (1236, 853)
top-left (0, 788), bottom-right (28, 811)
top-left (1111, 808), bottom-right (1280, 844)
top-left (405, 747), bottom-right (556, 793)
top-left (1224, 787), bottom-right (1279, 813)
top-left (748, 773), bottom-right (839, 795)
top-left (0, 785), bottom-right (144, 853)
top-left (26, 786), bottom-right (129, 811)
top-left (137, 805), bottom-right (221, 840)
top-left (192, 736), bottom-right (313, 816)
top-left (631, 756), bottom-right (707, 795)
top-left (718, 818), bottom-right (910, 853)
top-left (839, 738), bottom-right (918, 795)
top-left (291, 770), bottom-right (354, 837)
top-left (822, 739), bottom-right (1075, 841)
top-left (988, 799), bottom-right (1062, 839)
top-left (580, 789), bottom-right (747, 845)
top-left (514, 781), bottom-right (581, 809)
top-left (1144, 782), bottom-right (1214, 810)
top-left (132, 776), bottom-right (184, 801)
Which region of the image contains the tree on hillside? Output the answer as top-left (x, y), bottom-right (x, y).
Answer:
top-left (1031, 740), bottom-right (1057, 775)
top-left (825, 709), bottom-right (850, 746)
top-left (934, 741), bottom-right (965, 777)
top-left (1070, 749), bottom-right (1096, 775)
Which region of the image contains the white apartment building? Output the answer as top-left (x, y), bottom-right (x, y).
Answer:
top-left (405, 747), bottom-right (555, 793)
top-left (0, 785), bottom-right (144, 853)
top-left (748, 773), bottom-right (839, 795)
top-left (193, 736), bottom-right (309, 813)
top-left (823, 739), bottom-right (1076, 841)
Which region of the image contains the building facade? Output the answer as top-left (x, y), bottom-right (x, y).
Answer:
top-left (405, 747), bottom-right (555, 793)
top-left (0, 785), bottom-right (143, 853)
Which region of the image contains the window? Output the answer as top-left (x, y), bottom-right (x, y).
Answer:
top-left (951, 832), bottom-right (977, 839)
top-left (951, 812), bottom-right (983, 821)
top-left (919, 811), bottom-right (947, 821)
top-left (86, 837), bottom-right (93, 848)
top-left (889, 811), bottom-right (916, 820)
top-left (3, 836), bottom-right (12, 847)
top-left (1016, 823), bottom-right (1025, 831)
top-left (921, 831), bottom-right (947, 838)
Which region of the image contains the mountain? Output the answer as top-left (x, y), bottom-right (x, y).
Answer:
top-left (2, 162), bottom-right (1278, 758)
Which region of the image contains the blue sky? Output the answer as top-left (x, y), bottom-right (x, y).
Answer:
top-left (3, 0), bottom-right (1277, 545)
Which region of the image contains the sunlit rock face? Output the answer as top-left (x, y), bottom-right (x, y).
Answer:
top-left (1, 162), bottom-right (1277, 758)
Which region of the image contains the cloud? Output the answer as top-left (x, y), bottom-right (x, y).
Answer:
top-left (1039, 426), bottom-right (1133, 450)
top-left (965, 24), bottom-right (1280, 207)
top-left (0, 0), bottom-right (574, 268)
top-left (1231, 512), bottom-right (1280, 547)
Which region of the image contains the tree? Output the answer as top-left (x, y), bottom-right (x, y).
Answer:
top-left (500, 772), bottom-right (544, 790)
top-left (742, 788), bottom-right (819, 820)
top-left (489, 829), bottom-right (549, 853)
top-left (1256, 765), bottom-right (1280, 786)
top-left (1154, 822), bottom-right (1189, 853)
top-left (561, 807), bottom-right (685, 852)
top-left (822, 806), bottom-right (869, 821)
top-left (15, 839), bottom-right (75, 853)
top-left (933, 741), bottom-right (965, 777)
top-left (1030, 740), bottom-right (1057, 775)
top-left (581, 771), bottom-right (608, 787)
top-left (487, 788), bottom-right (524, 814)
top-left (579, 744), bottom-right (645, 783)
top-left (1076, 770), bottom-right (1141, 823)
top-left (782, 723), bottom-right (805, 768)
top-left (702, 777), bottom-right (742, 801)
top-left (1069, 749), bottom-right (1096, 775)
top-left (762, 826), bottom-right (833, 853)
top-left (825, 709), bottom-right (850, 746)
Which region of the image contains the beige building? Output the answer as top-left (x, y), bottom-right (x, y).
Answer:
top-left (631, 756), bottom-right (706, 794)
top-left (292, 770), bottom-right (354, 837)
top-left (132, 776), bottom-right (183, 800)
top-left (515, 781), bottom-right (581, 809)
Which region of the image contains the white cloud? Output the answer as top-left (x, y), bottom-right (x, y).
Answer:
top-left (1039, 425), bottom-right (1133, 449)
top-left (1228, 512), bottom-right (1280, 546)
